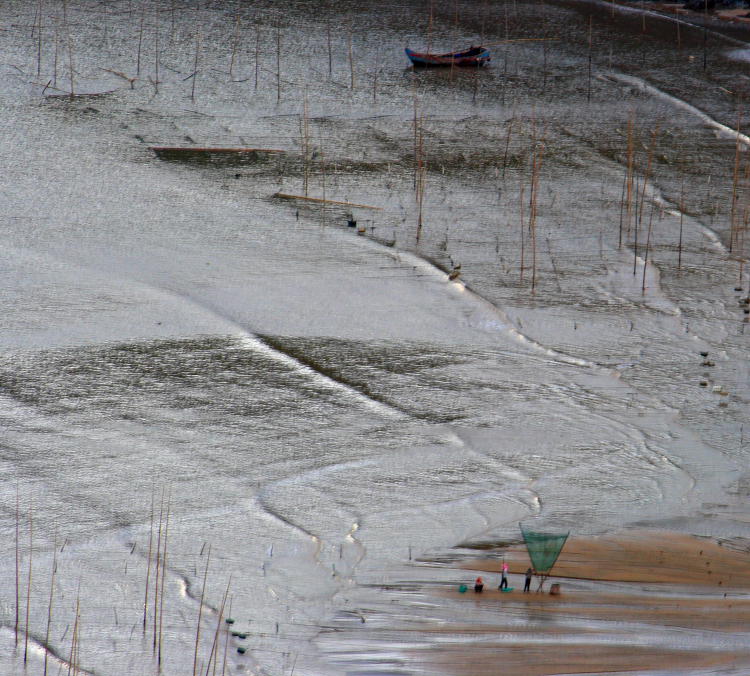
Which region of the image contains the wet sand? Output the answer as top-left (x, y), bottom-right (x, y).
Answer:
top-left (421, 530), bottom-right (750, 675)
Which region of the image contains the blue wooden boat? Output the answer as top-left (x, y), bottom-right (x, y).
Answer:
top-left (405, 46), bottom-right (490, 68)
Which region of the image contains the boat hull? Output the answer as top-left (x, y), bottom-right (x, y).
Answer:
top-left (405, 46), bottom-right (491, 68)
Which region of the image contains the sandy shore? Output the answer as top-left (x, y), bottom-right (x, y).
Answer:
top-left (421, 531), bottom-right (750, 675)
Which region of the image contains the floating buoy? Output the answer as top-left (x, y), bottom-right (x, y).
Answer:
top-left (225, 618), bottom-right (235, 625)
top-left (458, 584), bottom-right (468, 593)
top-left (699, 351), bottom-right (709, 357)
top-left (699, 381), bottom-right (708, 387)
top-left (237, 646), bottom-right (246, 654)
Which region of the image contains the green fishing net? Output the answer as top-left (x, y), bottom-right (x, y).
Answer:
top-left (520, 525), bottom-right (569, 574)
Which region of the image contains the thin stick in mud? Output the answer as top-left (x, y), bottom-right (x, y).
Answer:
top-left (152, 487), bottom-right (165, 653)
top-left (255, 22), bottom-right (260, 91)
top-left (36, 0), bottom-right (43, 77)
top-left (23, 502), bottom-right (32, 664)
top-left (204, 576), bottom-right (231, 675)
top-left (191, 30), bottom-right (201, 103)
top-left (327, 19), bottom-right (332, 80)
top-left (192, 545), bottom-right (211, 676)
top-left (63, 0), bottom-right (74, 98)
top-left (587, 15), bottom-right (593, 103)
top-left (229, 3), bottom-right (240, 80)
top-left (642, 196), bottom-right (656, 293)
top-left (730, 106), bottom-right (742, 253)
top-left (678, 174), bottom-right (685, 270)
top-left (276, 22), bottom-right (282, 103)
top-left (136, 4), bottom-right (145, 76)
top-left (43, 531), bottom-right (57, 676)
top-left (143, 485), bottom-right (155, 633)
top-left (158, 491), bottom-right (171, 667)
top-left (348, 20), bottom-right (355, 90)
top-left (15, 484), bottom-right (19, 647)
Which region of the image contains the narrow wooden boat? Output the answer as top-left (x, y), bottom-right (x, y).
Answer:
top-left (405, 46), bottom-right (490, 68)
top-left (149, 146), bottom-right (284, 165)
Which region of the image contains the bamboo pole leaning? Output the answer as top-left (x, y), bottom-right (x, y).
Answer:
top-left (23, 502), bottom-right (33, 664)
top-left (43, 531), bottom-right (58, 676)
top-left (193, 545), bottom-right (211, 676)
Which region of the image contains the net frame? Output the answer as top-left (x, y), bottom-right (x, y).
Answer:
top-left (519, 524), bottom-right (570, 592)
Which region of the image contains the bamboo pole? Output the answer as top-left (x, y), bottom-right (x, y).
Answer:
top-left (501, 3), bottom-right (509, 106)
top-left (23, 502), bottom-right (33, 664)
top-left (730, 106), bottom-right (742, 253)
top-left (191, 30), bottom-right (201, 103)
top-left (221, 596), bottom-right (232, 676)
top-left (53, 11), bottom-right (59, 88)
top-left (229, 3), bottom-right (240, 80)
top-left (427, 0), bottom-right (434, 53)
top-left (327, 19), bottom-right (332, 79)
top-left (192, 545), bottom-right (211, 676)
top-left (63, 0), bottom-right (74, 98)
top-left (416, 113), bottom-right (426, 243)
top-left (503, 103), bottom-right (515, 181)
top-left (153, 8), bottom-right (160, 94)
top-left (204, 577), bottom-right (231, 676)
top-left (519, 177), bottom-right (526, 282)
top-left (587, 16), bottom-right (593, 103)
top-left (15, 484), bottom-right (20, 647)
top-left (68, 587), bottom-right (80, 676)
top-left (302, 91), bottom-right (310, 197)
top-left (541, 0), bottom-right (548, 94)
top-left (320, 141), bottom-right (327, 227)
top-left (158, 492), bottom-right (170, 667)
top-left (529, 138), bottom-right (545, 293)
top-left (642, 197), bottom-right (656, 293)
top-left (36, 0), bottom-right (43, 77)
top-left (143, 486), bottom-right (154, 633)
top-left (152, 488), bottom-right (165, 653)
top-left (136, 4), bottom-right (145, 76)
top-left (678, 174), bottom-right (685, 270)
top-left (618, 169), bottom-right (627, 249)
top-left (255, 22), bottom-right (260, 91)
top-left (348, 21), bottom-right (355, 90)
top-left (625, 110), bottom-right (635, 238)
top-left (43, 531), bottom-right (57, 676)
top-left (413, 93), bottom-right (419, 189)
top-left (634, 126), bottom-right (659, 274)
top-left (276, 23), bottom-right (281, 103)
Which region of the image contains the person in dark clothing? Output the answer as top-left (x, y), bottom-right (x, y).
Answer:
top-left (474, 576), bottom-right (484, 593)
top-left (524, 568), bottom-right (533, 593)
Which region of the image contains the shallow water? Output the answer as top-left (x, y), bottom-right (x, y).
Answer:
top-left (0, 0), bottom-right (749, 674)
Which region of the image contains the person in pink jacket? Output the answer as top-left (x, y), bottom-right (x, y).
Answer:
top-left (499, 561), bottom-right (509, 590)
